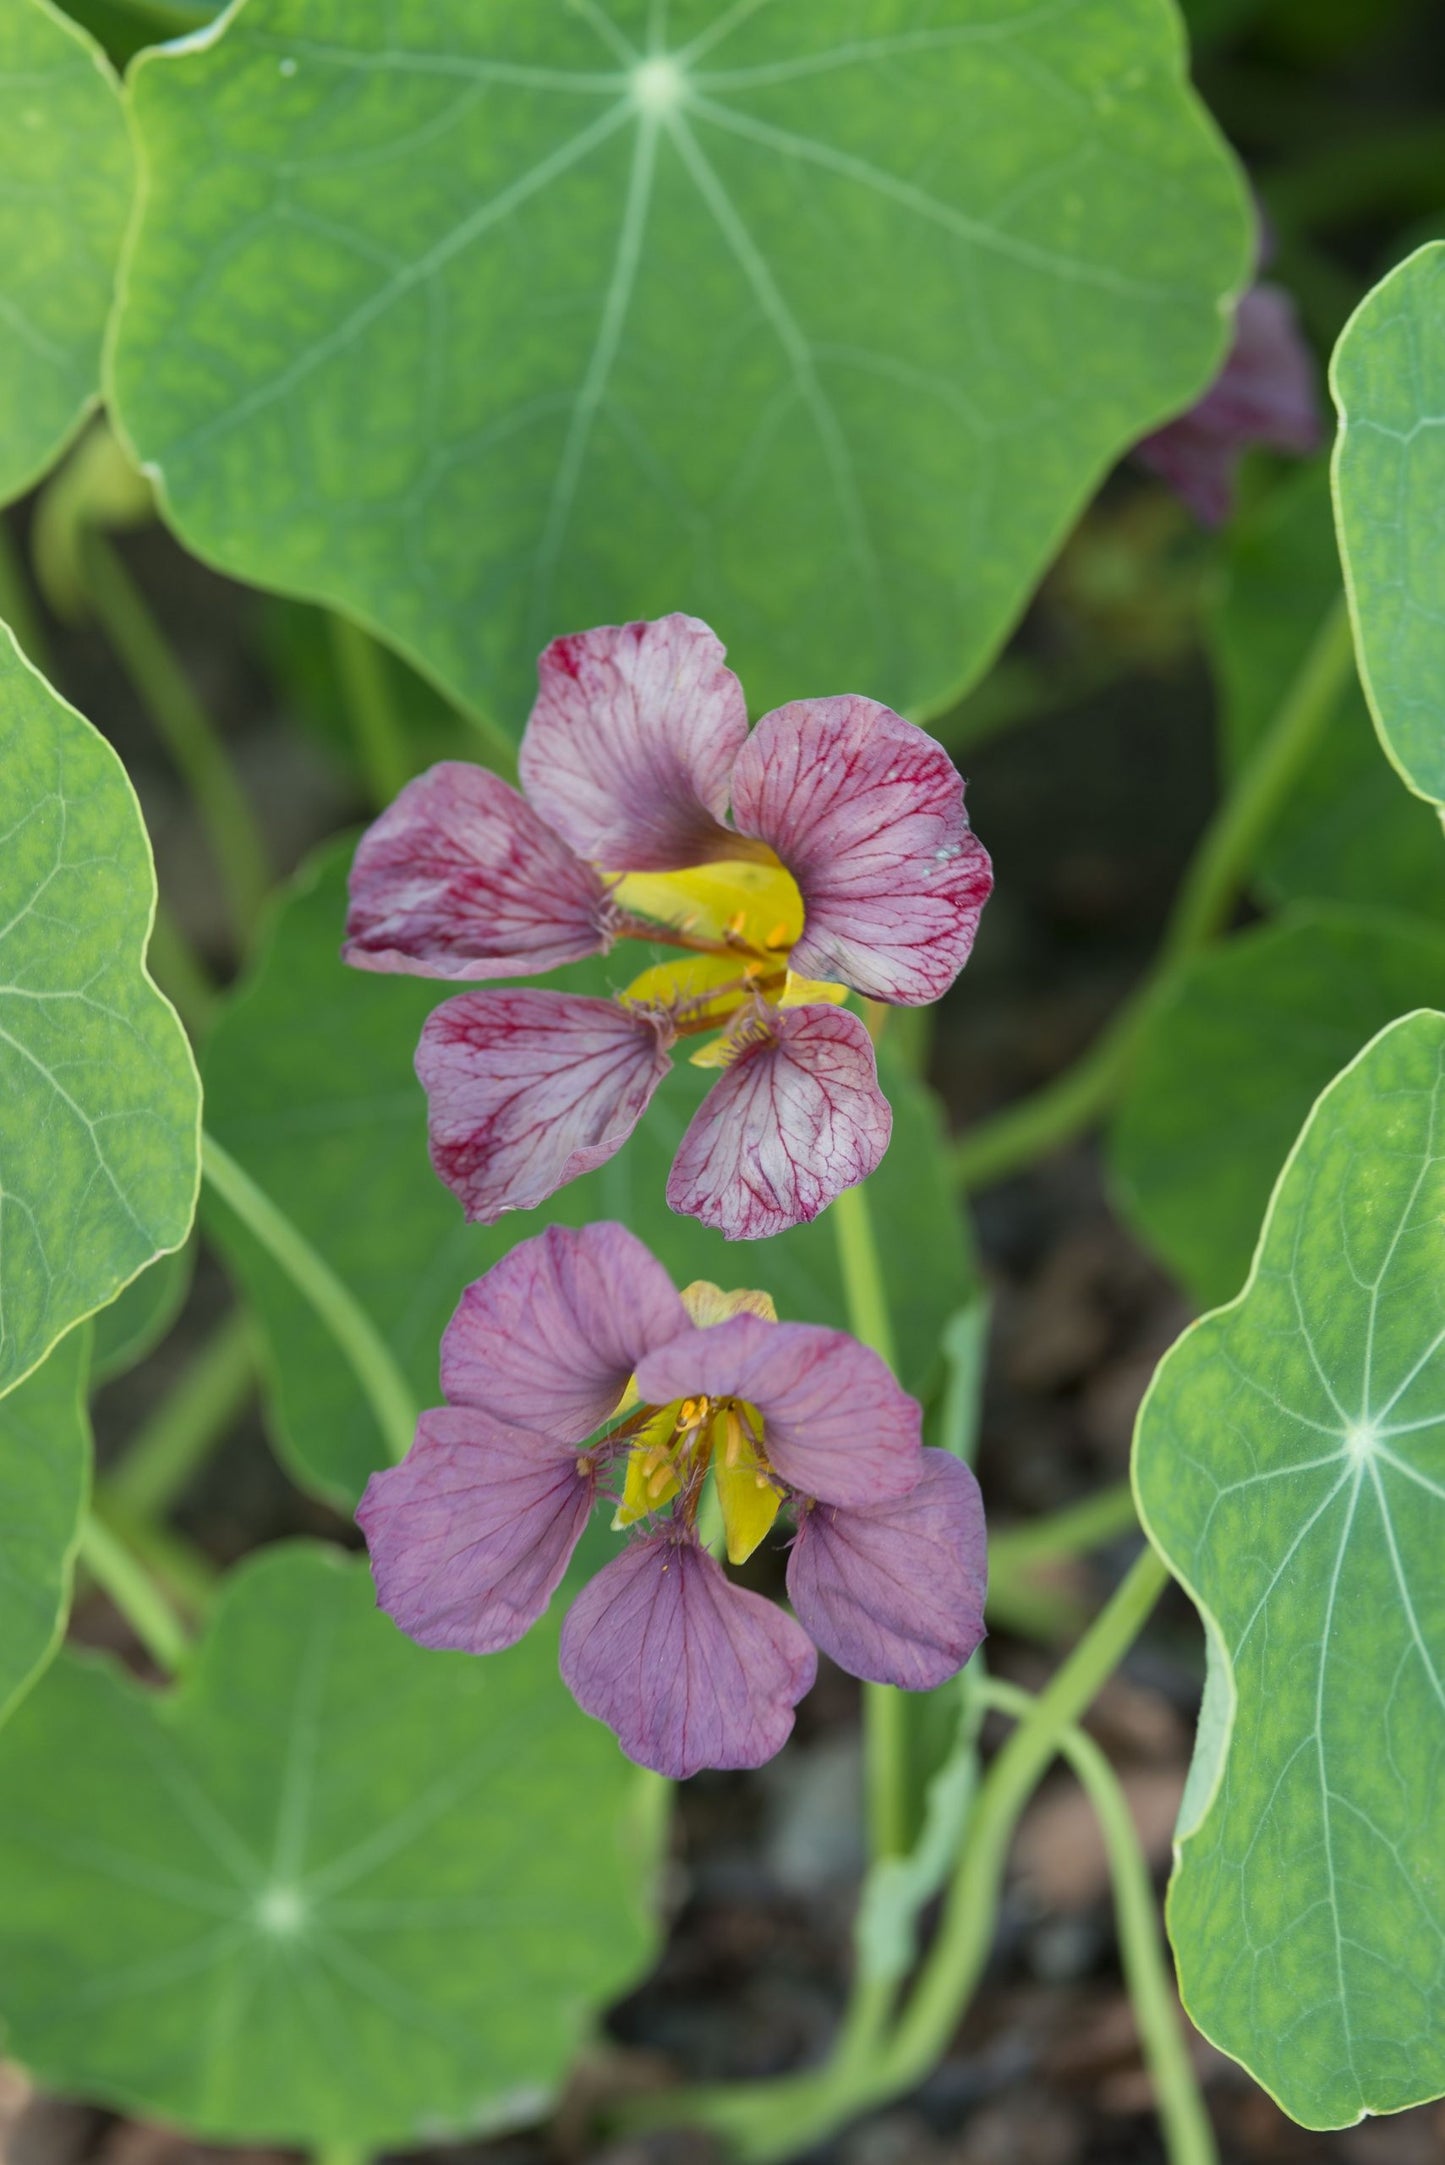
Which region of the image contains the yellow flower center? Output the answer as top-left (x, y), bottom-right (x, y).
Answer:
top-left (609, 1278), bottom-right (786, 1563)
top-left (612, 858), bottom-right (846, 1058)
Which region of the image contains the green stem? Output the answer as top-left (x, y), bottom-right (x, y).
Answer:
top-left (92, 1497), bottom-right (219, 1615)
top-left (105, 1311), bottom-right (257, 1521)
top-left (201, 1133), bottom-right (417, 1466)
top-left (644, 1546), bottom-right (1170, 2158)
top-left (975, 1680), bottom-right (1216, 2165)
top-left (831, 1182), bottom-right (908, 1858)
top-left (953, 596), bottom-right (1357, 1190)
top-left (78, 1514), bottom-right (190, 1673)
top-left (988, 1480), bottom-right (1139, 1571)
top-left (81, 532), bottom-right (270, 944)
top-left (146, 897), bottom-right (218, 1039)
top-left (327, 613), bottom-right (413, 809)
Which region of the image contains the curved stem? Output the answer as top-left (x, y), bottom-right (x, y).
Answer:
top-left (974, 1679), bottom-right (1216, 2165)
top-left (81, 532), bottom-right (270, 945)
top-left (988, 1480), bottom-right (1139, 1571)
top-left (78, 1514), bottom-right (190, 1674)
top-left (640, 1545), bottom-right (1170, 2159)
top-left (201, 1133), bottom-right (417, 1466)
top-left (953, 595), bottom-right (1356, 1190)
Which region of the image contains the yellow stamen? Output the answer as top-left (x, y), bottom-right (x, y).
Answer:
top-left (765, 920), bottom-right (792, 950)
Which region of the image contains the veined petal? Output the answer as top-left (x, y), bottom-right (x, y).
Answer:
top-left (357, 1407), bottom-right (595, 1654)
top-left (666, 1005), bottom-right (891, 1240)
top-left (417, 991), bottom-right (672, 1223)
top-left (520, 615), bottom-right (750, 870)
top-left (440, 1221), bottom-right (692, 1442)
top-left (730, 698), bottom-right (992, 1004)
top-left (786, 1450), bottom-right (988, 1689)
top-left (344, 762), bottom-right (610, 980)
top-left (559, 1533), bottom-right (816, 1777)
top-left (635, 1313), bottom-right (922, 1507)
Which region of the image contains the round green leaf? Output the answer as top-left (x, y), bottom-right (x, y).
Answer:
top-left (0, 1325), bottom-right (89, 1729)
top-left (1331, 242), bottom-right (1445, 809)
top-left (0, 627), bottom-right (200, 1397)
top-left (1211, 461), bottom-right (1445, 919)
top-left (202, 843), bottom-right (975, 1505)
top-left (1135, 1010), bottom-right (1445, 2129)
top-left (0, 1541), bottom-right (661, 2147)
top-left (110, 0), bottom-right (1249, 731)
top-left (1111, 906), bottom-right (1445, 1307)
top-left (0, 0), bottom-right (133, 506)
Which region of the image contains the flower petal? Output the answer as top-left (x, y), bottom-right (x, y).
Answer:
top-left (730, 698), bottom-right (992, 1004)
top-left (787, 1450), bottom-right (988, 1688)
top-left (635, 1313), bottom-right (922, 1506)
top-left (666, 1005), bottom-right (891, 1240)
top-left (519, 615), bottom-right (749, 870)
top-left (1135, 283), bottom-right (1319, 527)
top-left (560, 1533), bottom-right (816, 1777)
top-left (344, 762), bottom-right (610, 979)
top-left (441, 1221), bottom-right (692, 1442)
top-left (417, 991), bottom-right (672, 1222)
top-left (357, 1406), bottom-right (594, 1654)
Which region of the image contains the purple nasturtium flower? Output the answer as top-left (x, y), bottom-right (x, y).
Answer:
top-left (344, 614), bottom-right (992, 1239)
top-left (357, 1222), bottom-right (988, 1779)
top-left (1135, 281), bottom-right (1320, 525)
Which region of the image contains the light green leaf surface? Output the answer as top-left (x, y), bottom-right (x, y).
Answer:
top-left (0, 1325), bottom-right (89, 1729)
top-left (1331, 242), bottom-right (1445, 809)
top-left (111, 0), bottom-right (1249, 732)
top-left (1111, 906), bottom-right (1445, 1307)
top-left (0, 0), bottom-right (133, 506)
top-left (0, 1541), bottom-right (660, 2146)
top-left (1135, 1010), bottom-right (1445, 2129)
top-left (1212, 461), bottom-right (1445, 918)
top-left (0, 628), bottom-right (200, 1399)
top-left (91, 1239), bottom-right (194, 1385)
top-left (203, 845), bottom-right (975, 1505)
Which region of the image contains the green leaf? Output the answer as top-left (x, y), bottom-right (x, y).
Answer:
top-left (1135, 1009), bottom-right (1445, 2129)
top-left (1111, 905), bottom-right (1445, 1307)
top-left (91, 1240), bottom-right (194, 1386)
top-left (0, 0), bottom-right (133, 506)
top-left (110, 0), bottom-right (1249, 732)
top-left (202, 844), bottom-right (975, 1506)
top-left (0, 627), bottom-right (200, 1398)
top-left (1331, 241), bottom-right (1445, 809)
top-left (0, 1541), bottom-right (661, 2147)
top-left (0, 1326), bottom-right (89, 1729)
top-left (1211, 461), bottom-right (1445, 918)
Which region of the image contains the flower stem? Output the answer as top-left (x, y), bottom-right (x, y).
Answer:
top-left (104, 1310), bottom-right (257, 1522)
top-left (78, 1514), bottom-right (190, 1674)
top-left (80, 531), bottom-right (271, 945)
top-left (634, 1545), bottom-right (1170, 2158)
top-left (831, 1181), bottom-right (908, 1857)
top-left (201, 1133), bottom-right (417, 1466)
top-left (988, 1480), bottom-right (1139, 1571)
top-left (975, 1679), bottom-right (1216, 2165)
top-left (327, 612), bottom-right (413, 809)
top-left (0, 513), bottom-right (54, 679)
top-left (953, 594), bottom-right (1357, 1190)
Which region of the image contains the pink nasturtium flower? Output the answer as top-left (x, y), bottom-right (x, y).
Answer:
top-left (344, 614), bottom-right (991, 1239)
top-left (1135, 281), bottom-right (1319, 525)
top-left (358, 1223), bottom-right (988, 1779)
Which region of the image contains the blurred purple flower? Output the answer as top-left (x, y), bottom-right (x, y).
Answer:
top-left (358, 1223), bottom-right (988, 1778)
top-left (344, 614), bottom-right (991, 1238)
top-left (1135, 282), bottom-right (1320, 525)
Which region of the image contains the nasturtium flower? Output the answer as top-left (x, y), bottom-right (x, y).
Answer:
top-left (344, 614), bottom-right (991, 1239)
top-left (1136, 281), bottom-right (1319, 525)
top-left (357, 1223), bottom-right (988, 1779)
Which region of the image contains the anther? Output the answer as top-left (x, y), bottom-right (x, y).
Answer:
top-left (765, 920), bottom-right (791, 949)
